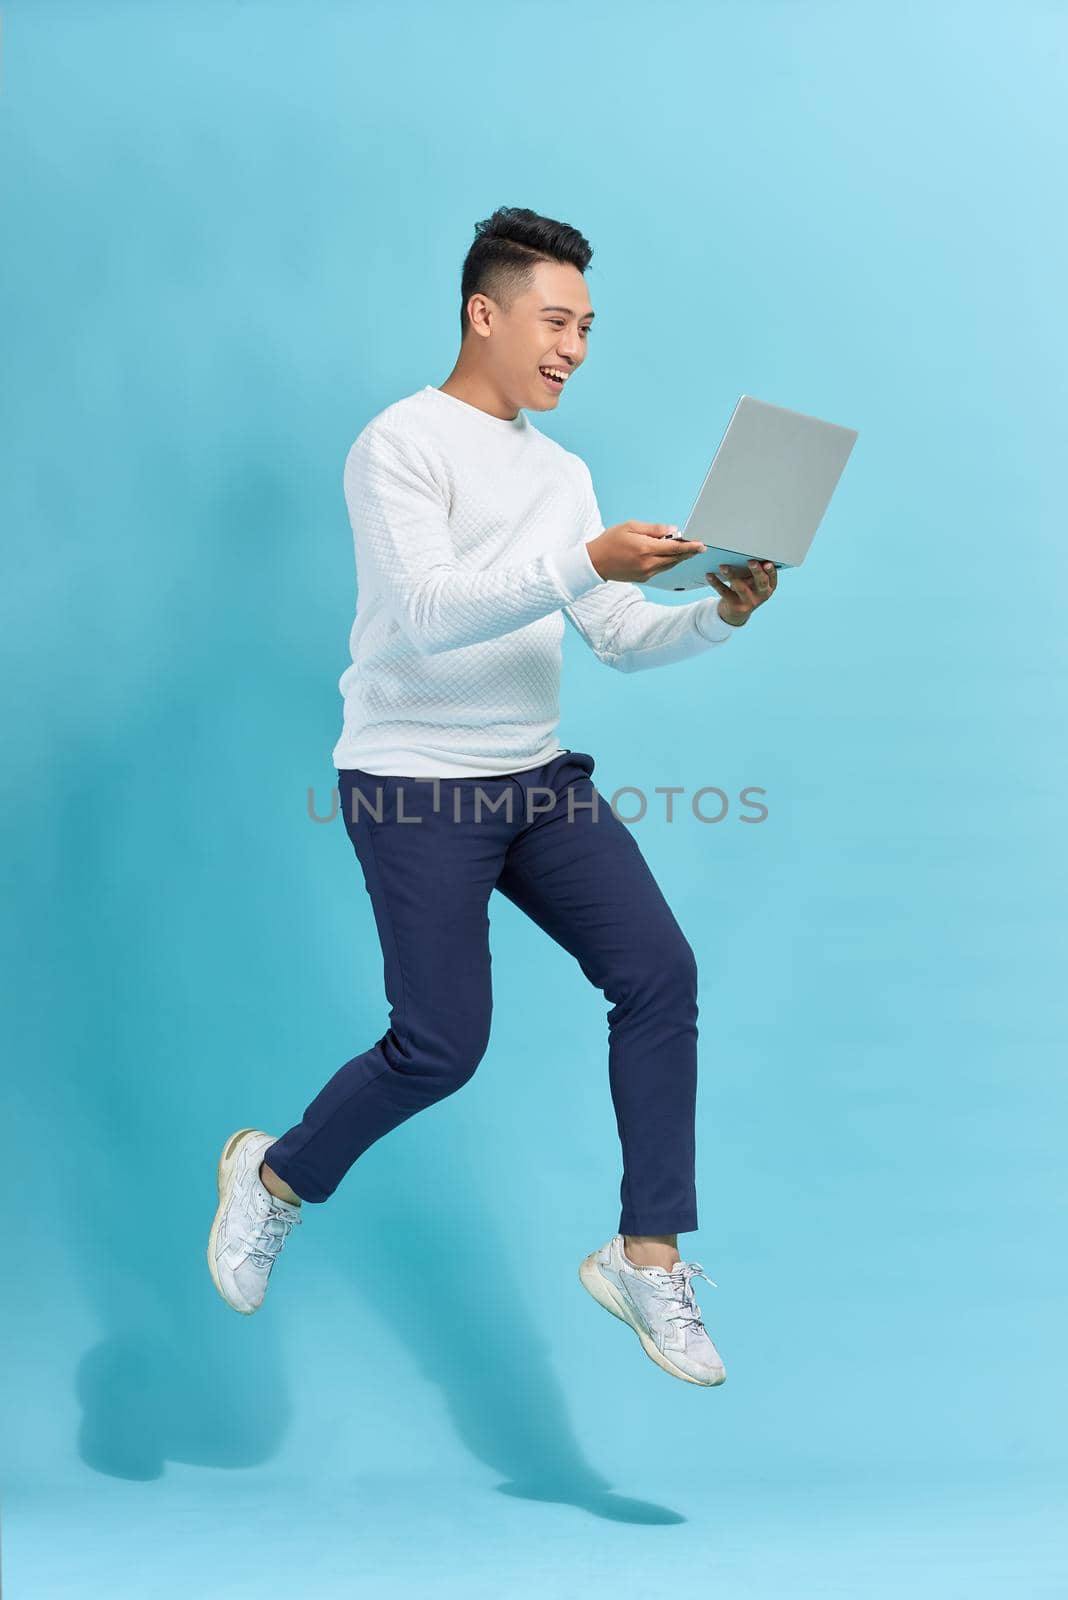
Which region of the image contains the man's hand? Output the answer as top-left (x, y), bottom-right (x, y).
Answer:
top-left (586, 522), bottom-right (707, 583)
top-left (704, 559), bottom-right (778, 627)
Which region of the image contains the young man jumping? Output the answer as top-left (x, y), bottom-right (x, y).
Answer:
top-left (207, 206), bottom-right (776, 1386)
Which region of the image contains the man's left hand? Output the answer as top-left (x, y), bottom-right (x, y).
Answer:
top-left (704, 559), bottom-right (778, 627)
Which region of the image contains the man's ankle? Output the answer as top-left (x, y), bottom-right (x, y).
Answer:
top-left (260, 1161), bottom-right (302, 1206)
top-left (622, 1233), bottom-right (679, 1269)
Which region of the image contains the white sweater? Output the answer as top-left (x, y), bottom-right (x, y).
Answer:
top-left (332, 384), bottom-right (736, 777)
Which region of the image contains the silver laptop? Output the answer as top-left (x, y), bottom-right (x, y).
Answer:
top-left (646, 394), bottom-right (859, 592)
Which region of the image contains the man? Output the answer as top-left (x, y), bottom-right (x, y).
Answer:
top-left (207, 206), bottom-right (776, 1386)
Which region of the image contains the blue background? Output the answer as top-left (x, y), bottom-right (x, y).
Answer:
top-left (2, 1), bottom-right (1065, 1594)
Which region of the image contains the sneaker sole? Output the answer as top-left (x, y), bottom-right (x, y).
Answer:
top-left (578, 1251), bottom-right (727, 1387)
top-left (207, 1127), bottom-right (264, 1315)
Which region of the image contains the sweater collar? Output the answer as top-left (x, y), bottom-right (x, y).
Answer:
top-left (422, 385), bottom-right (528, 432)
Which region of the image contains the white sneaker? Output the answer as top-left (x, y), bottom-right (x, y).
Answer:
top-left (579, 1233), bottom-right (727, 1386)
top-left (207, 1128), bottom-right (303, 1315)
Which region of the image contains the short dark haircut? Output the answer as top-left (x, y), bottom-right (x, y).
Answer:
top-left (459, 206), bottom-right (594, 340)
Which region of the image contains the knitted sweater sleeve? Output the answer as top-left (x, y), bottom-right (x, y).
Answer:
top-left (563, 461), bottom-right (738, 672)
top-left (344, 424), bottom-right (606, 655)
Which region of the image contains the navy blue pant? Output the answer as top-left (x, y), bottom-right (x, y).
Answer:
top-left (265, 750), bottom-right (701, 1234)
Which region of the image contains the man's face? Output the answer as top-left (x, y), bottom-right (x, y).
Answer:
top-left (478, 259), bottom-right (595, 413)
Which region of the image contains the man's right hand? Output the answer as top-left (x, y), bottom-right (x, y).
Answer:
top-left (585, 522), bottom-right (706, 583)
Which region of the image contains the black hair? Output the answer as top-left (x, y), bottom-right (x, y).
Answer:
top-left (458, 206), bottom-right (593, 340)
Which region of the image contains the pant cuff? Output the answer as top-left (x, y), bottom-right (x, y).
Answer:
top-left (262, 1146), bottom-right (328, 1204)
top-left (618, 1212), bottom-right (699, 1236)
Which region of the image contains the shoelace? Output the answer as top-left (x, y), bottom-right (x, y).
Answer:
top-left (246, 1205), bottom-right (301, 1268)
top-left (645, 1260), bottom-right (717, 1334)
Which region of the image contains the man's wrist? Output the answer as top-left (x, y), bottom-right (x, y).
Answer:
top-left (714, 596), bottom-right (747, 628)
